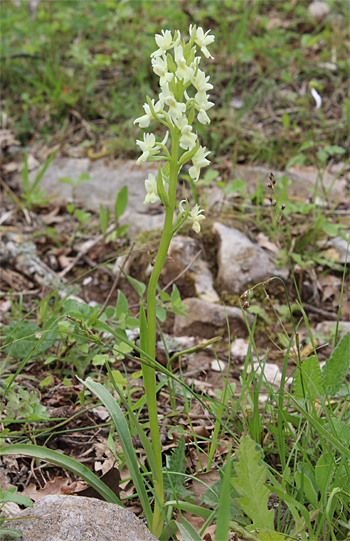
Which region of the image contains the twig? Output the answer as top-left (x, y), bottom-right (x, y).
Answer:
top-left (97, 242), bottom-right (135, 318)
top-left (162, 248), bottom-right (202, 292)
top-left (302, 303), bottom-right (338, 320)
top-left (59, 223), bottom-right (115, 278)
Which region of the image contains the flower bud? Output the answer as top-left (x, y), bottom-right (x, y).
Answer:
top-left (243, 301), bottom-right (250, 309)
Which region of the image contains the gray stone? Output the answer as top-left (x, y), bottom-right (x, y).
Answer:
top-left (307, 1), bottom-right (331, 25)
top-left (161, 235), bottom-right (220, 303)
top-left (315, 321), bottom-right (350, 341)
top-left (231, 165), bottom-right (348, 202)
top-left (27, 158), bottom-right (165, 238)
top-left (329, 236), bottom-right (350, 264)
top-left (3, 495), bottom-right (157, 541)
top-left (173, 297), bottom-right (252, 338)
top-left (213, 222), bottom-right (289, 295)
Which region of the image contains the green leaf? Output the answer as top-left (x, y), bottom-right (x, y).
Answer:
top-left (295, 470), bottom-right (318, 509)
top-left (126, 276), bottom-right (146, 298)
top-left (116, 290), bottom-right (129, 319)
top-left (326, 417), bottom-right (350, 448)
top-left (81, 378), bottom-right (153, 528)
top-left (322, 332), bottom-right (350, 395)
top-left (175, 516), bottom-right (202, 541)
top-left (315, 453), bottom-right (335, 505)
top-left (0, 527), bottom-right (23, 538)
top-left (231, 434), bottom-right (274, 531)
top-left (99, 204), bottom-right (110, 235)
top-left (156, 306), bottom-right (166, 322)
top-left (164, 436), bottom-right (193, 502)
top-left (4, 321), bottom-right (56, 359)
top-left (115, 186), bottom-right (128, 221)
top-left (293, 355), bottom-right (324, 400)
top-left (0, 490), bottom-right (33, 507)
top-left (0, 445), bottom-right (121, 505)
top-left (215, 453), bottom-right (231, 541)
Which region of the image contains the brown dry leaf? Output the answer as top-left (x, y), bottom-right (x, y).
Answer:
top-left (22, 476), bottom-right (73, 501)
top-left (0, 470), bottom-right (16, 491)
top-left (256, 232), bottom-right (279, 254)
top-left (76, 467), bottom-right (120, 501)
top-left (172, 425), bottom-right (210, 443)
top-left (190, 470), bottom-right (220, 505)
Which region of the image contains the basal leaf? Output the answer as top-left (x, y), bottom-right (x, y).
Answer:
top-left (293, 355), bottom-right (323, 400)
top-left (231, 434), bottom-right (274, 531)
top-left (322, 332), bottom-right (350, 395)
top-left (4, 321), bottom-right (56, 359)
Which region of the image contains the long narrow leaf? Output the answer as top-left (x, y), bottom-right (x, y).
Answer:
top-left (0, 444), bottom-right (122, 504)
top-left (82, 377), bottom-right (153, 529)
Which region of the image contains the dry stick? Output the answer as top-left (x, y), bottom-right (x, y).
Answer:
top-left (303, 303), bottom-right (338, 320)
top-left (98, 241), bottom-right (135, 318)
top-left (162, 248), bottom-right (202, 292)
top-left (59, 223), bottom-right (115, 278)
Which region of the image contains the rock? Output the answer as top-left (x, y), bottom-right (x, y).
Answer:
top-left (245, 362), bottom-right (282, 387)
top-left (315, 321), bottom-right (350, 341)
top-left (3, 495), bottom-right (157, 541)
top-left (307, 1), bottom-right (331, 25)
top-left (329, 236), bottom-right (350, 264)
top-left (173, 297), bottom-right (252, 338)
top-left (230, 338), bottom-right (249, 359)
top-left (26, 158), bottom-right (165, 238)
top-left (213, 222), bottom-right (289, 295)
top-left (161, 235), bottom-right (219, 303)
top-left (223, 165), bottom-right (348, 203)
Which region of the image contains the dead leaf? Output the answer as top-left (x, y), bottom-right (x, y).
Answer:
top-left (22, 476), bottom-right (73, 501)
top-left (76, 467), bottom-right (120, 501)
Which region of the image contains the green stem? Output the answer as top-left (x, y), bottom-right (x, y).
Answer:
top-left (142, 127), bottom-right (180, 536)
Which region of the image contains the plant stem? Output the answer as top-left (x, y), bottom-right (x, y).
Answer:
top-left (142, 127), bottom-right (180, 536)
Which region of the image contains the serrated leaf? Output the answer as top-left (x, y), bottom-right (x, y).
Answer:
top-left (293, 355), bottom-right (323, 400)
top-left (322, 332), bottom-right (350, 395)
top-left (164, 436), bottom-right (193, 501)
top-left (231, 434), bottom-right (274, 531)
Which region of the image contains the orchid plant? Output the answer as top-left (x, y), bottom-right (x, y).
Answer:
top-left (133, 25), bottom-right (215, 536)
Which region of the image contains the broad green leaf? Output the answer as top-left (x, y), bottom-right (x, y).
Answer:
top-left (175, 516), bottom-right (202, 541)
top-left (326, 417), bottom-right (350, 448)
top-left (293, 355), bottom-right (323, 400)
top-left (315, 453), bottom-right (335, 505)
top-left (126, 276), bottom-right (146, 298)
top-left (295, 471), bottom-right (318, 509)
top-left (0, 445), bottom-right (121, 505)
top-left (115, 185), bottom-right (128, 220)
top-left (0, 490), bottom-right (33, 507)
top-left (322, 332), bottom-right (350, 395)
top-left (4, 321), bottom-right (56, 359)
top-left (0, 527), bottom-right (23, 538)
top-left (231, 435), bottom-right (274, 531)
top-left (82, 378), bottom-right (153, 528)
top-left (116, 290), bottom-right (129, 319)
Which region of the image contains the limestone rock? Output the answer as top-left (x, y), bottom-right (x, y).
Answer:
top-left (161, 235), bottom-right (219, 303)
top-left (307, 1), bottom-right (331, 25)
top-left (26, 158), bottom-right (165, 238)
top-left (3, 495), bottom-right (157, 541)
top-left (315, 321), bottom-right (350, 341)
top-left (213, 222), bottom-right (288, 295)
top-left (173, 297), bottom-right (252, 338)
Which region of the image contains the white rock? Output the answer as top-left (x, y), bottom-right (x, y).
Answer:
top-left (213, 222), bottom-right (289, 295)
top-left (211, 359), bottom-right (226, 372)
top-left (230, 338), bottom-right (249, 359)
top-left (162, 235), bottom-right (220, 303)
top-left (246, 362), bottom-right (282, 387)
top-left (174, 297), bottom-right (252, 338)
top-left (3, 495), bottom-right (157, 541)
top-left (307, 1), bottom-right (331, 25)
top-left (315, 321), bottom-right (350, 340)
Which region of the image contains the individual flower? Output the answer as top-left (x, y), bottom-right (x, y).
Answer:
top-left (190, 26), bottom-right (215, 59)
top-left (310, 87), bottom-right (322, 109)
top-left (179, 200), bottom-right (205, 233)
top-left (144, 173), bottom-right (159, 204)
top-left (136, 133), bottom-right (160, 164)
top-left (195, 93), bottom-right (214, 124)
top-left (174, 45), bottom-right (194, 84)
top-left (191, 69), bottom-right (213, 97)
top-left (151, 29), bottom-right (174, 58)
top-left (134, 98), bottom-right (164, 128)
top-left (151, 57), bottom-right (174, 86)
top-left (189, 146), bottom-right (211, 181)
top-left (175, 116), bottom-right (197, 150)
top-left (159, 83), bottom-right (186, 121)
